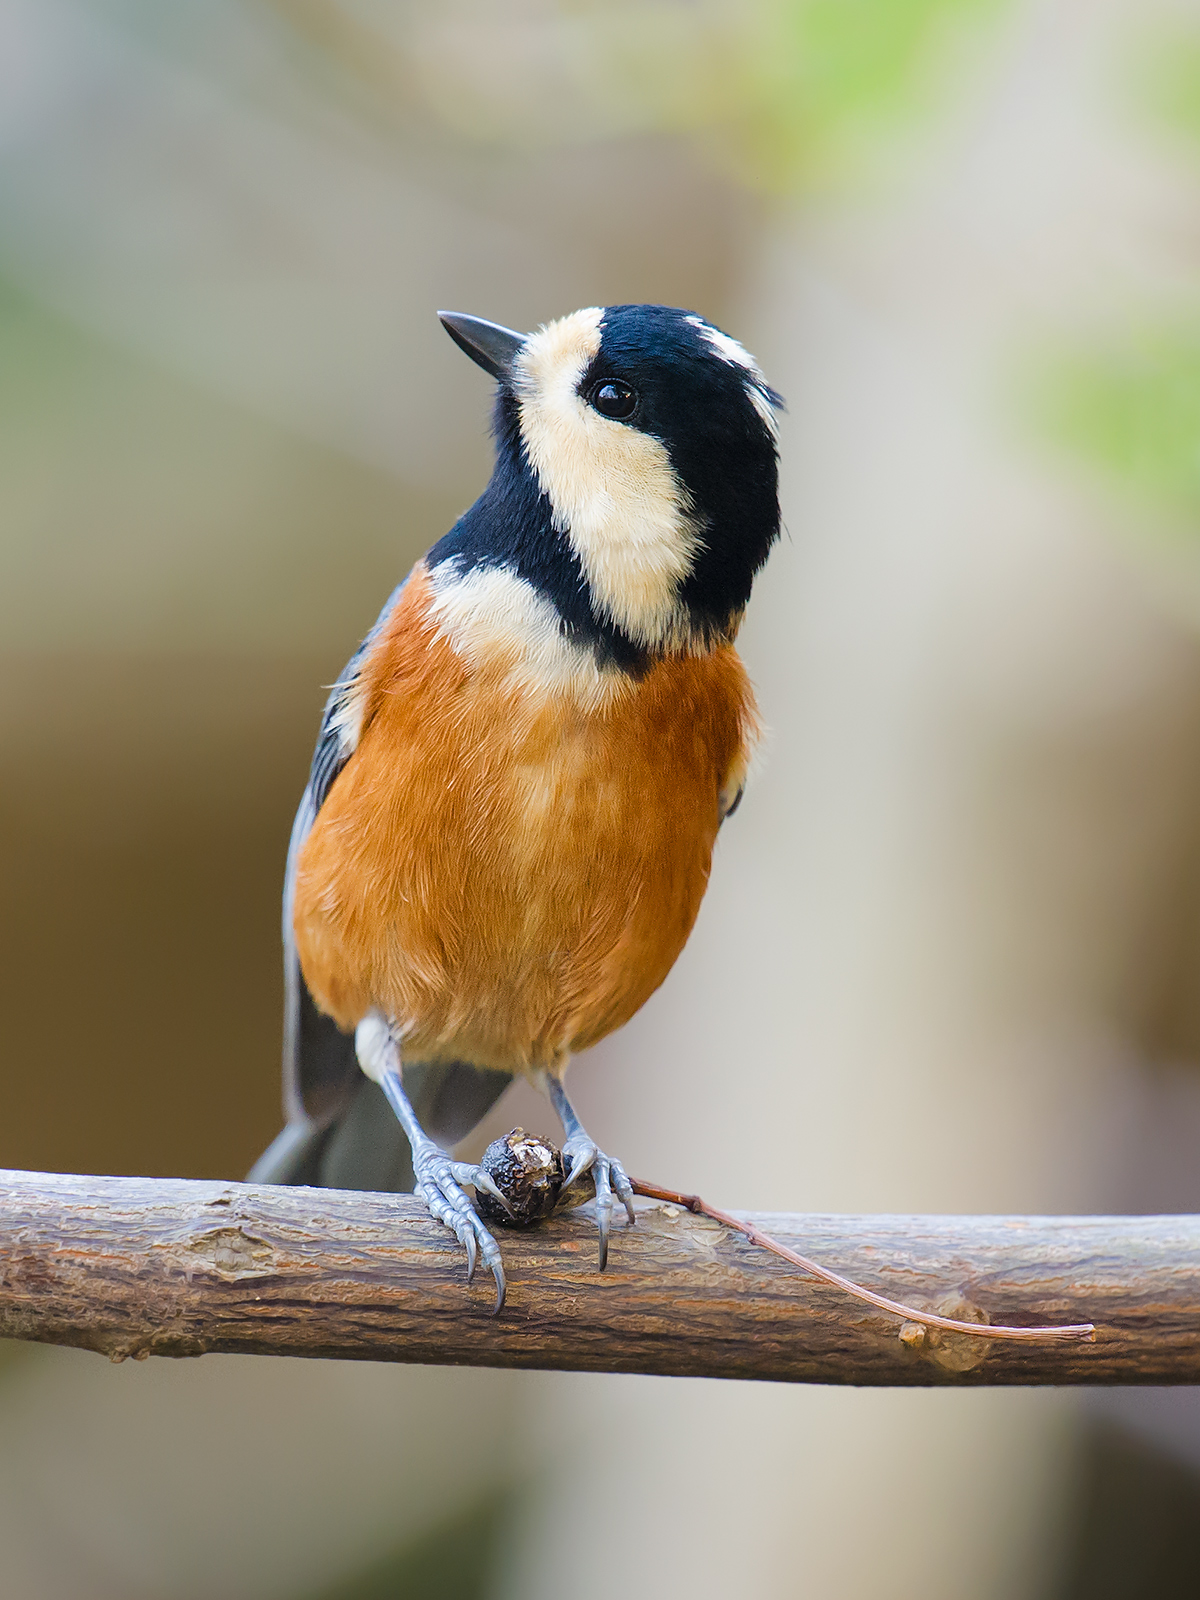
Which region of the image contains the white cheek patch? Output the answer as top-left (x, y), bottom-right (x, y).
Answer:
top-left (514, 308), bottom-right (698, 651)
top-left (427, 561), bottom-right (630, 711)
top-left (686, 315), bottom-right (779, 442)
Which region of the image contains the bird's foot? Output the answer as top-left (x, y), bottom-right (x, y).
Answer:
top-left (561, 1133), bottom-right (636, 1271)
top-left (411, 1142), bottom-right (512, 1312)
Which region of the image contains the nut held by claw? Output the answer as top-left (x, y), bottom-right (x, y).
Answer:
top-left (477, 1129), bottom-right (564, 1227)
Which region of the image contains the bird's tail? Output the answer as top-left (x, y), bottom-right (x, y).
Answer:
top-left (248, 1061), bottom-right (513, 1193)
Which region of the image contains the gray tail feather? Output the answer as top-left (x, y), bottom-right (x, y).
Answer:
top-left (249, 1062), bottom-right (514, 1194)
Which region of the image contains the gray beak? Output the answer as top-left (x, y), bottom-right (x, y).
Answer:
top-left (437, 311), bottom-right (526, 380)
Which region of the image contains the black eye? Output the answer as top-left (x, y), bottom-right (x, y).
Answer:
top-left (589, 379), bottom-right (637, 420)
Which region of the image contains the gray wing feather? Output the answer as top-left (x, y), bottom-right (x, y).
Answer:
top-left (280, 586), bottom-right (404, 1128)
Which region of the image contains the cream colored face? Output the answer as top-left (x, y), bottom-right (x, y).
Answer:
top-left (512, 308), bottom-right (700, 652)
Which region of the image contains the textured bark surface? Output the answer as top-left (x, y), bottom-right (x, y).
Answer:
top-left (0, 1169), bottom-right (1195, 1384)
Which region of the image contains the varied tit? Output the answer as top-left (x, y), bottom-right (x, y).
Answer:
top-left (251, 304), bottom-right (783, 1310)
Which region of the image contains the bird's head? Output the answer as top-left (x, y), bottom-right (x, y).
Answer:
top-left (435, 304), bottom-right (782, 669)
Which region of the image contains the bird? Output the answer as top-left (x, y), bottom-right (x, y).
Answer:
top-left (250, 303), bottom-right (782, 1311)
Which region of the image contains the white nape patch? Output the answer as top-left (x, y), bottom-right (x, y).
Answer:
top-left (514, 308), bottom-right (699, 652)
top-left (689, 317), bottom-right (755, 372)
top-left (745, 383), bottom-right (780, 437)
top-left (686, 315), bottom-right (779, 441)
top-left (428, 560), bottom-right (631, 710)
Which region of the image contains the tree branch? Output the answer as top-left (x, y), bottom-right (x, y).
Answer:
top-left (1, 1169), bottom-right (1194, 1384)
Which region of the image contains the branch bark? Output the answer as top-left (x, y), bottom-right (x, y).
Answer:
top-left (1, 1169), bottom-right (1195, 1384)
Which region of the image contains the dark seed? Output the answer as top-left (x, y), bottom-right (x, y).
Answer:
top-left (477, 1128), bottom-right (564, 1227)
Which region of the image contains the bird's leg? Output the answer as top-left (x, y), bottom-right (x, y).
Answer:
top-left (540, 1070), bottom-right (635, 1270)
top-left (355, 1011), bottom-right (512, 1311)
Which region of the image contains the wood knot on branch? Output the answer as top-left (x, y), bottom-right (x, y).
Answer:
top-left (178, 1226), bottom-right (281, 1280)
top-left (896, 1294), bottom-right (992, 1372)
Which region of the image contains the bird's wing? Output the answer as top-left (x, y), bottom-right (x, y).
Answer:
top-left (250, 574), bottom-right (518, 1189)
top-left (280, 584), bottom-right (405, 1127)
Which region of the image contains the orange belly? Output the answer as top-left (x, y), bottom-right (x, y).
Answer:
top-left (292, 569), bottom-right (757, 1073)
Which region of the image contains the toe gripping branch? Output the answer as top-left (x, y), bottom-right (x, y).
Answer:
top-left (629, 1179), bottom-right (1096, 1345)
top-left (370, 1021), bottom-right (1089, 1337)
top-left (544, 1074), bottom-right (636, 1271)
top-left (377, 1066), bottom-right (514, 1312)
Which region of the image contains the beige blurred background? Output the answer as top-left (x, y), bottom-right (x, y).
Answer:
top-left (2, 0), bottom-right (1200, 1594)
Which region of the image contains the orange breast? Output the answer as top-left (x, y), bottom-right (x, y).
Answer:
top-left (292, 567), bottom-right (757, 1073)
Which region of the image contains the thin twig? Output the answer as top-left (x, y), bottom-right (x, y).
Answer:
top-left (631, 1178), bottom-right (1096, 1344)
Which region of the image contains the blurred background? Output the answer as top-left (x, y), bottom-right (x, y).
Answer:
top-left (2, 0), bottom-right (1199, 1593)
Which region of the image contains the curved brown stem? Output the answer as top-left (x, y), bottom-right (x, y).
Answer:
top-left (630, 1178), bottom-right (1096, 1344)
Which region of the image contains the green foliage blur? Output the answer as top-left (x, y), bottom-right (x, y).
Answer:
top-left (269, 0), bottom-right (1007, 192)
top-left (1041, 330), bottom-right (1200, 524)
top-left (711, 0), bottom-right (1007, 189)
top-left (1035, 24), bottom-right (1200, 529)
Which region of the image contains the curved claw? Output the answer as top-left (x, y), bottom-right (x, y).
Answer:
top-left (563, 1144), bottom-right (596, 1193)
top-left (413, 1148), bottom-right (508, 1312)
top-left (593, 1159), bottom-right (614, 1271)
top-left (560, 1135), bottom-right (634, 1272)
top-left (489, 1259), bottom-right (507, 1316)
top-left (610, 1156), bottom-right (636, 1227)
top-left (452, 1160), bottom-right (516, 1218)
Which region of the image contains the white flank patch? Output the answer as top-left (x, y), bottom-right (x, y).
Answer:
top-left (327, 674), bottom-right (370, 757)
top-left (354, 1010), bottom-right (395, 1085)
top-left (514, 307), bottom-right (699, 651)
top-left (427, 561), bottom-right (631, 710)
top-left (686, 314), bottom-right (779, 441)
